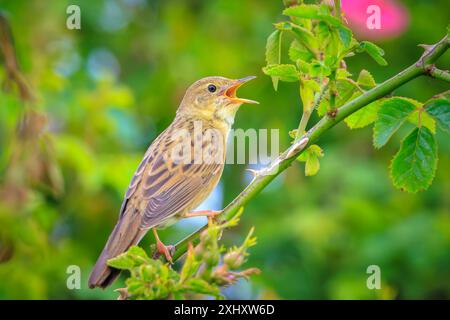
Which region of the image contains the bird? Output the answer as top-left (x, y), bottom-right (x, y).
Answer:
top-left (88, 76), bottom-right (258, 289)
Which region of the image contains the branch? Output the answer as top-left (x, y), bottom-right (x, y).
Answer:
top-left (427, 66), bottom-right (450, 83)
top-left (171, 34), bottom-right (449, 262)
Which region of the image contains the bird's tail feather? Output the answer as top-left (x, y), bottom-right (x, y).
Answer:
top-left (88, 215), bottom-right (144, 289)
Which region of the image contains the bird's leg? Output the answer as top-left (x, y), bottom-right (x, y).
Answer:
top-left (183, 210), bottom-right (222, 225)
top-left (152, 228), bottom-right (174, 264)
top-left (183, 210), bottom-right (221, 218)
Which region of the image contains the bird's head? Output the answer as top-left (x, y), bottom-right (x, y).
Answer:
top-left (177, 76), bottom-right (258, 126)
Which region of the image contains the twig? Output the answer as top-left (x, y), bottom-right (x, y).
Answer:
top-left (427, 66), bottom-right (450, 83)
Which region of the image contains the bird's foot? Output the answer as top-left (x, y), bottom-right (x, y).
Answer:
top-left (184, 210), bottom-right (222, 218)
top-left (153, 240), bottom-right (175, 264)
top-left (152, 228), bottom-right (175, 263)
top-left (184, 210), bottom-right (222, 225)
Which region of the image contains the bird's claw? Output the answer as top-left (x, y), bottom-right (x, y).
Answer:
top-left (153, 242), bottom-right (175, 264)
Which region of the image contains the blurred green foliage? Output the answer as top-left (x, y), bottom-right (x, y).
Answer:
top-left (0, 0), bottom-right (449, 299)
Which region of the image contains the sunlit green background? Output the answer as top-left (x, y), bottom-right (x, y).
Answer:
top-left (0, 0), bottom-right (449, 299)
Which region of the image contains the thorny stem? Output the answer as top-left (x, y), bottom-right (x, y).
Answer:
top-left (428, 66), bottom-right (450, 83)
top-left (171, 34), bottom-right (449, 262)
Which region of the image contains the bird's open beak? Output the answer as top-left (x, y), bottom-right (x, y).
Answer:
top-left (223, 76), bottom-right (259, 104)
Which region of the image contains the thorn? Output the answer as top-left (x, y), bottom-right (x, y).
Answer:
top-left (418, 44), bottom-right (433, 52)
top-left (245, 168), bottom-right (259, 177)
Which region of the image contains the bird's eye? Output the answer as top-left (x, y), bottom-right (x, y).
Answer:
top-left (207, 84), bottom-right (217, 93)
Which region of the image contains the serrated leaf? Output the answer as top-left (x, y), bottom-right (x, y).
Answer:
top-left (107, 254), bottom-right (136, 270)
top-left (324, 29), bottom-right (341, 65)
top-left (283, 4), bottom-right (321, 19)
top-left (265, 30), bottom-right (283, 90)
top-left (390, 127), bottom-right (438, 193)
top-left (407, 110), bottom-right (436, 134)
top-left (262, 64), bottom-right (299, 82)
top-left (424, 93), bottom-right (450, 133)
top-left (265, 30), bottom-right (282, 64)
top-left (297, 144), bottom-right (324, 176)
top-left (291, 25), bottom-right (317, 50)
top-left (315, 21), bottom-right (331, 45)
top-left (283, 4), bottom-right (342, 27)
top-left (357, 69), bottom-right (376, 88)
top-left (336, 68), bottom-right (352, 79)
top-left (373, 97), bottom-right (417, 148)
top-left (184, 278), bottom-right (222, 298)
top-left (336, 79), bottom-right (360, 104)
top-left (289, 40), bottom-right (314, 63)
top-left (359, 41), bottom-right (387, 66)
top-left (275, 22), bottom-right (316, 48)
top-left (296, 59), bottom-right (310, 74)
top-left (337, 25), bottom-right (352, 48)
top-left (345, 98), bottom-right (382, 129)
top-left (107, 246), bottom-right (150, 270)
top-left (310, 61), bottom-right (331, 77)
top-left (304, 79), bottom-right (321, 92)
top-left (317, 98), bottom-right (329, 116)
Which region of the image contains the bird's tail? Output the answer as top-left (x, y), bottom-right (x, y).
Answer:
top-left (88, 215), bottom-right (144, 289)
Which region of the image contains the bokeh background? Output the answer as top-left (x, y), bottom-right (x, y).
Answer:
top-left (0, 0), bottom-right (449, 299)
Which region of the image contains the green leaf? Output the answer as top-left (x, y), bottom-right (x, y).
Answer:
top-left (320, 15), bottom-right (342, 27)
top-left (107, 246), bottom-right (149, 270)
top-left (373, 97), bottom-right (417, 148)
top-left (336, 68), bottom-right (352, 79)
top-left (336, 79), bottom-right (361, 104)
top-left (424, 92), bottom-right (450, 133)
top-left (297, 144), bottom-right (324, 176)
top-left (275, 22), bottom-right (317, 53)
top-left (390, 127), bottom-right (438, 193)
top-left (283, 4), bottom-right (321, 19)
top-left (337, 25), bottom-right (352, 48)
top-left (296, 59), bottom-right (311, 74)
top-left (310, 61), bottom-right (331, 77)
top-left (407, 110), bottom-right (436, 134)
top-left (184, 278), bottom-right (222, 298)
top-left (315, 21), bottom-right (331, 45)
top-left (283, 4), bottom-right (342, 27)
top-left (265, 30), bottom-right (283, 90)
top-left (262, 64), bottom-right (299, 82)
top-left (358, 41), bottom-right (387, 66)
top-left (357, 69), bottom-right (376, 89)
top-left (345, 98), bottom-right (382, 129)
top-left (289, 40), bottom-right (314, 63)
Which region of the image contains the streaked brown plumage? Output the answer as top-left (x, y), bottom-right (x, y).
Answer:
top-left (88, 76), bottom-right (257, 289)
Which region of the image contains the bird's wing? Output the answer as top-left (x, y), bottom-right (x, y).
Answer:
top-left (139, 154), bottom-right (222, 229)
top-left (119, 124), bottom-right (223, 230)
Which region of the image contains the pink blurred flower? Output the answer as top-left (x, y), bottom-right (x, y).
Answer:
top-left (340, 0), bottom-right (409, 40)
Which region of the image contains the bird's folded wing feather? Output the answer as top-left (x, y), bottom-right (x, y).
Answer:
top-left (119, 132), bottom-right (222, 230)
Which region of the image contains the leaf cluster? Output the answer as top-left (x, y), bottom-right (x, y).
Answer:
top-left (263, 1), bottom-right (449, 193)
top-left (107, 210), bottom-right (259, 300)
